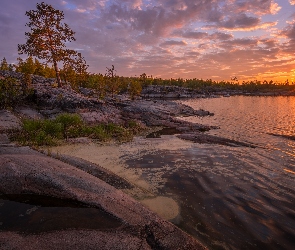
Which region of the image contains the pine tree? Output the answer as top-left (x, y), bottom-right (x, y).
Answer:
top-left (0, 57), bottom-right (9, 71)
top-left (105, 65), bottom-right (120, 97)
top-left (18, 2), bottom-right (77, 87)
top-left (34, 58), bottom-right (45, 76)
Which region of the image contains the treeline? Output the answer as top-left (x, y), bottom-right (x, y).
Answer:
top-left (1, 56), bottom-right (294, 100)
top-left (153, 77), bottom-right (295, 92)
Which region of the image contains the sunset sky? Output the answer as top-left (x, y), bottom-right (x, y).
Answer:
top-left (1, 0), bottom-right (295, 82)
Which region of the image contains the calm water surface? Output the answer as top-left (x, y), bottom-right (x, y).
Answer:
top-left (123, 96), bottom-right (295, 250)
top-left (181, 96), bottom-right (295, 156)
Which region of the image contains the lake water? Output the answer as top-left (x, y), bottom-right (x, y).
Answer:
top-left (123, 96), bottom-right (295, 250)
top-left (180, 96), bottom-right (295, 156)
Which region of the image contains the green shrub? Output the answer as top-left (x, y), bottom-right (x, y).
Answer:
top-left (54, 113), bottom-right (83, 138)
top-left (91, 125), bottom-right (110, 141)
top-left (34, 131), bottom-right (57, 146)
top-left (43, 120), bottom-right (63, 138)
top-left (55, 113), bottom-right (83, 128)
top-left (126, 120), bottom-right (143, 133)
top-left (12, 114), bottom-right (144, 146)
top-left (16, 119), bottom-right (63, 146)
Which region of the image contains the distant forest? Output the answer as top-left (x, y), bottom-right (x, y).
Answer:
top-left (1, 56), bottom-right (294, 98)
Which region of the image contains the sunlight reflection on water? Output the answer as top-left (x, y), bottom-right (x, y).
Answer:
top-left (122, 96), bottom-right (295, 250)
top-left (180, 96), bottom-right (295, 156)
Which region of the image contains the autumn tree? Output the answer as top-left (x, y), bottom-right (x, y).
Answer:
top-left (18, 2), bottom-right (77, 87)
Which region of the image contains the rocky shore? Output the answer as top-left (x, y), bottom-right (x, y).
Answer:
top-left (0, 71), bottom-right (268, 249)
top-left (0, 71), bottom-right (212, 249)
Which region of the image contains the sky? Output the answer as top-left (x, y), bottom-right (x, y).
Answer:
top-left (0, 0), bottom-right (295, 82)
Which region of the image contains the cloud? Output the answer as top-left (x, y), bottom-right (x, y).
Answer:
top-left (210, 32), bottom-right (233, 40)
top-left (206, 13), bottom-right (277, 31)
top-left (224, 14), bottom-right (260, 29)
top-left (280, 23), bottom-right (295, 40)
top-left (259, 38), bottom-right (277, 49)
top-left (220, 38), bottom-right (259, 48)
top-left (176, 31), bottom-right (208, 40)
top-left (289, 0), bottom-right (295, 5)
top-left (98, 0), bottom-right (225, 37)
top-left (227, 0), bottom-right (281, 15)
top-left (173, 30), bottom-right (233, 41)
top-left (160, 40), bottom-right (187, 47)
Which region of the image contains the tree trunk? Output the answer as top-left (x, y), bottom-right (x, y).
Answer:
top-left (53, 60), bottom-right (62, 87)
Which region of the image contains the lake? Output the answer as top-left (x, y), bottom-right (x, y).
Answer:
top-left (123, 96), bottom-right (295, 250)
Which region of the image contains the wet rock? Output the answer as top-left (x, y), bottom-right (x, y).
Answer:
top-left (119, 99), bottom-right (213, 133)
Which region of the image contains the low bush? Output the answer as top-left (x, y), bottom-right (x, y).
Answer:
top-left (12, 113), bottom-right (143, 146)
